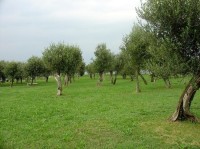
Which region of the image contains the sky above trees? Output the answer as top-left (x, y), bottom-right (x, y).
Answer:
top-left (0, 0), bottom-right (140, 64)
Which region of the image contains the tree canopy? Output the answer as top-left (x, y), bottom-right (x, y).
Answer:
top-left (137, 0), bottom-right (200, 122)
top-left (137, 0), bottom-right (200, 75)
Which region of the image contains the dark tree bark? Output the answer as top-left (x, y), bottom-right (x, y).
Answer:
top-left (89, 73), bottom-right (92, 79)
top-left (139, 73), bottom-right (147, 85)
top-left (45, 76), bottom-right (49, 83)
top-left (20, 77), bottom-right (23, 84)
top-left (10, 78), bottom-right (14, 87)
top-left (122, 74), bottom-right (126, 79)
top-left (150, 73), bottom-right (155, 82)
top-left (16, 78), bottom-right (19, 84)
top-left (170, 74), bottom-right (200, 122)
top-left (112, 73), bottom-right (117, 85)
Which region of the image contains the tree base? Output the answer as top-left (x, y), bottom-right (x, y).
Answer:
top-left (170, 75), bottom-right (200, 123)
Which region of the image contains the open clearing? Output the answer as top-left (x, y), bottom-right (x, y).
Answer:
top-left (0, 76), bottom-right (200, 148)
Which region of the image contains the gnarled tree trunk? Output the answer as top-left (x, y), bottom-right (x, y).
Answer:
top-left (55, 74), bottom-right (62, 96)
top-left (170, 74), bottom-right (200, 122)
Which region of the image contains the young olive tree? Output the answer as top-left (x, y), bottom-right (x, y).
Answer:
top-left (86, 62), bottom-right (96, 79)
top-left (138, 0), bottom-right (200, 122)
top-left (43, 43), bottom-right (68, 95)
top-left (15, 62), bottom-right (26, 84)
top-left (93, 43), bottom-right (112, 85)
top-left (64, 45), bottom-right (83, 85)
top-left (121, 25), bottom-right (149, 93)
top-left (25, 56), bottom-right (45, 85)
top-left (4, 61), bottom-right (18, 87)
top-left (0, 60), bottom-right (7, 83)
top-left (43, 43), bottom-right (83, 95)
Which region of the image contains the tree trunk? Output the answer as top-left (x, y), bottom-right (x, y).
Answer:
top-left (55, 74), bottom-right (62, 96)
top-left (20, 78), bottom-right (23, 84)
top-left (45, 76), bottom-right (49, 83)
top-left (135, 69), bottom-right (141, 93)
top-left (10, 78), bottom-right (14, 87)
top-left (130, 75), bottom-right (134, 81)
top-left (64, 74), bottom-right (68, 86)
top-left (31, 77), bottom-right (34, 85)
top-left (170, 75), bottom-right (200, 122)
top-left (163, 78), bottom-right (171, 88)
top-left (113, 72), bottom-right (117, 85)
top-left (68, 75), bottom-right (72, 84)
top-left (110, 71), bottom-right (113, 84)
top-left (89, 73), bottom-right (92, 79)
top-left (122, 74), bottom-right (126, 79)
top-left (150, 73), bottom-right (155, 82)
top-left (97, 72), bottom-right (103, 86)
top-left (139, 73), bottom-right (147, 85)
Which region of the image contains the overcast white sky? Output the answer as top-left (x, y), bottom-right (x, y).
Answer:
top-left (0, 0), bottom-right (141, 64)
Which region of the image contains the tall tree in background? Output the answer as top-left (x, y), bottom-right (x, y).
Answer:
top-left (138, 0), bottom-right (200, 122)
top-left (111, 53), bottom-right (126, 85)
top-left (4, 61), bottom-right (18, 87)
top-left (25, 56), bottom-right (45, 85)
top-left (64, 45), bottom-right (83, 85)
top-left (146, 33), bottom-right (181, 88)
top-left (15, 62), bottom-right (25, 84)
top-left (107, 53), bottom-right (116, 84)
top-left (0, 61), bottom-right (7, 83)
top-left (93, 43), bottom-right (112, 85)
top-left (121, 25), bottom-right (149, 93)
top-left (78, 61), bottom-right (86, 77)
top-left (86, 62), bottom-right (96, 79)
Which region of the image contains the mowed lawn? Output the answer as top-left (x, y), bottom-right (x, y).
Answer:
top-left (0, 75), bottom-right (200, 149)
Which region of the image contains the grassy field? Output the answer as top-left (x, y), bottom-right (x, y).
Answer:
top-left (0, 75), bottom-right (200, 149)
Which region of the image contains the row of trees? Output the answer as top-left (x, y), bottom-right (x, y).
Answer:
top-left (137, 0), bottom-right (200, 122)
top-left (0, 43), bottom-right (85, 95)
top-left (1, 0), bottom-right (199, 122)
top-left (85, 0), bottom-right (200, 122)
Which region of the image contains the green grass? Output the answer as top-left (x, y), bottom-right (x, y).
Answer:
top-left (0, 75), bottom-right (200, 148)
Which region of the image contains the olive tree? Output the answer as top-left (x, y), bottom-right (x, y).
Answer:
top-left (64, 45), bottom-right (83, 85)
top-left (86, 62), bottom-right (96, 79)
top-left (0, 61), bottom-right (7, 83)
top-left (25, 56), bottom-right (45, 85)
top-left (121, 25), bottom-right (149, 93)
top-left (15, 62), bottom-right (26, 84)
top-left (138, 0), bottom-right (200, 122)
top-left (43, 43), bottom-right (83, 95)
top-left (4, 61), bottom-right (18, 87)
top-left (93, 43), bottom-right (112, 85)
top-left (43, 43), bottom-right (67, 95)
